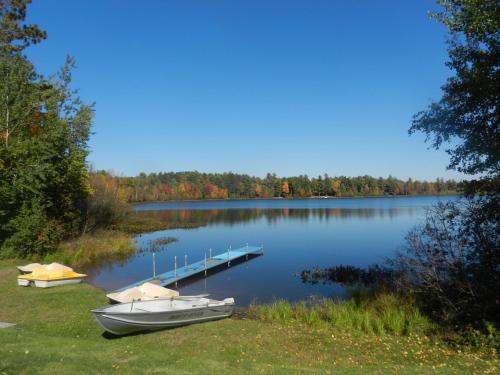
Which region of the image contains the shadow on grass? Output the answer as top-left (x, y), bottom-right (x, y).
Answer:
top-left (100, 315), bottom-right (236, 340)
top-left (101, 326), bottom-right (177, 340)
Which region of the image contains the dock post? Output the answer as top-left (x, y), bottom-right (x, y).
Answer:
top-left (153, 253), bottom-right (156, 278)
top-left (204, 252), bottom-right (207, 276)
top-left (209, 248), bottom-right (212, 260)
top-left (185, 254), bottom-right (187, 269)
top-left (174, 256), bottom-right (177, 287)
top-left (174, 256), bottom-right (177, 277)
top-left (227, 245), bottom-right (231, 267)
top-left (246, 243), bottom-right (249, 260)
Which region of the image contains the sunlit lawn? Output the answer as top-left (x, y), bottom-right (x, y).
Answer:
top-left (0, 259), bottom-right (497, 374)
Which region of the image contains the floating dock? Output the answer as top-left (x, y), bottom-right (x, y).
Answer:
top-left (116, 245), bottom-right (263, 292)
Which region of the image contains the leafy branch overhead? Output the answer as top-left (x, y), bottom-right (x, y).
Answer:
top-left (410, 0), bottom-right (499, 184)
top-left (0, 0), bottom-right (46, 52)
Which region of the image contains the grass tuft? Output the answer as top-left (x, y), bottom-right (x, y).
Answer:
top-left (249, 292), bottom-right (436, 336)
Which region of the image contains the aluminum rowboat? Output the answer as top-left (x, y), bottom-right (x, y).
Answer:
top-left (91, 297), bottom-right (234, 335)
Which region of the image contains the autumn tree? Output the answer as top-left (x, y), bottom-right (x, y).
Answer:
top-left (84, 170), bottom-right (127, 233)
top-left (331, 179), bottom-right (341, 196)
top-left (254, 183), bottom-right (262, 197)
top-left (120, 172), bottom-right (459, 202)
top-left (281, 181), bottom-right (290, 197)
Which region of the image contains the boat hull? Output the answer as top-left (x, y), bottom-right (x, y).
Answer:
top-left (34, 278), bottom-right (84, 288)
top-left (17, 278), bottom-right (31, 286)
top-left (92, 300), bottom-right (234, 335)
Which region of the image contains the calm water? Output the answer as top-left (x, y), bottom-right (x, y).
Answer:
top-left (87, 196), bottom-right (458, 305)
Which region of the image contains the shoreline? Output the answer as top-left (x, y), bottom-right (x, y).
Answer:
top-left (130, 193), bottom-right (461, 206)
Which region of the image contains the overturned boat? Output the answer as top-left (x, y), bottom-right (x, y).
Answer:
top-left (92, 297), bottom-right (235, 335)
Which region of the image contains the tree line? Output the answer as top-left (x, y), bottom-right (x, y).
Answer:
top-left (102, 170), bottom-right (461, 202)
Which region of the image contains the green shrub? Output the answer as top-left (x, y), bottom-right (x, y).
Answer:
top-left (446, 322), bottom-right (500, 351)
top-left (0, 201), bottom-right (64, 258)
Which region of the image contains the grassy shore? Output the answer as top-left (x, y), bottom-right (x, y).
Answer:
top-left (248, 294), bottom-right (434, 336)
top-left (43, 231), bottom-right (136, 269)
top-left (39, 211), bottom-right (191, 269)
top-left (0, 260), bottom-right (497, 374)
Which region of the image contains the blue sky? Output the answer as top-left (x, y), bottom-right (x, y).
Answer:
top-left (26, 0), bottom-right (462, 180)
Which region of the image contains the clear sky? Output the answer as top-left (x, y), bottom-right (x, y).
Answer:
top-left (25, 0), bottom-right (463, 180)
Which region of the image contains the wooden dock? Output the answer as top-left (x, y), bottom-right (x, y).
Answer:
top-left (115, 245), bottom-right (263, 292)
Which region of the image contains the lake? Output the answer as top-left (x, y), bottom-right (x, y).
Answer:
top-left (86, 195), bottom-right (458, 305)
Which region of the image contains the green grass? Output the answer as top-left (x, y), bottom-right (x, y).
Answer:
top-left (0, 259), bottom-right (497, 374)
top-left (248, 293), bottom-right (434, 336)
top-left (42, 230), bottom-right (136, 269)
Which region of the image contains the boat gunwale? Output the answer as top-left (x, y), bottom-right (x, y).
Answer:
top-left (91, 300), bottom-right (234, 316)
top-left (106, 294), bottom-right (211, 304)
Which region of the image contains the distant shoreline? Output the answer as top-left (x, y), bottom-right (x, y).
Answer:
top-left (130, 193), bottom-right (460, 206)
